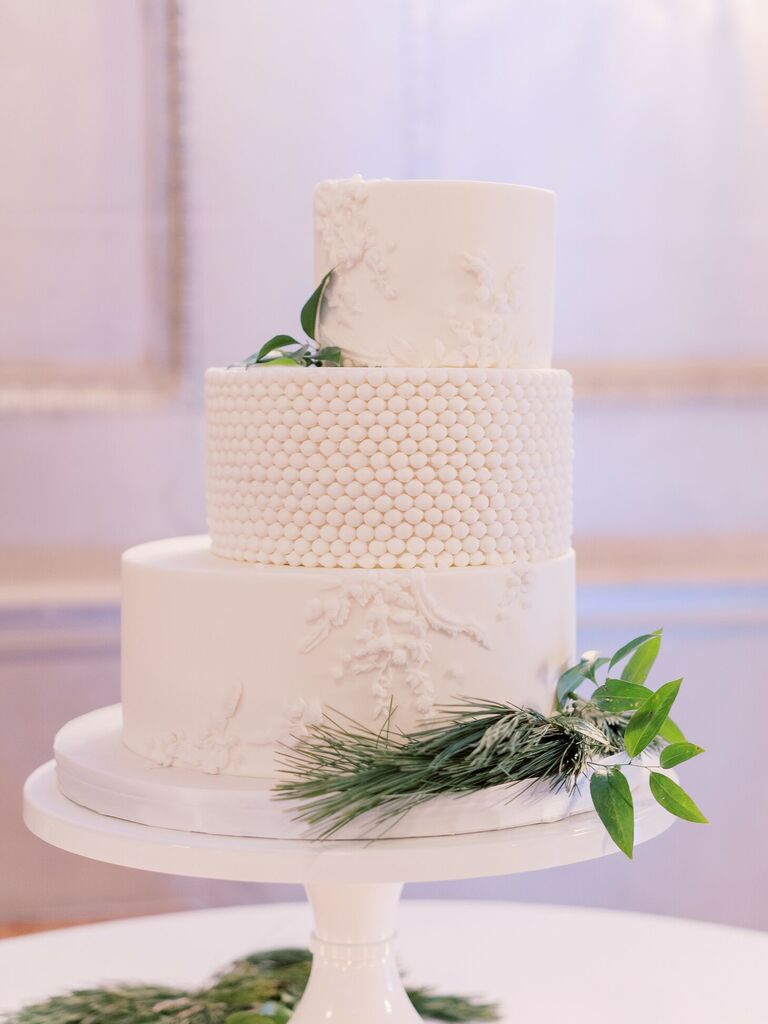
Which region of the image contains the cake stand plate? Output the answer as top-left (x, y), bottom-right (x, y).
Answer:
top-left (25, 762), bottom-right (674, 1024)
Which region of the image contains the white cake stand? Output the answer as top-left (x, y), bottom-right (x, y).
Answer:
top-left (24, 761), bottom-right (674, 1023)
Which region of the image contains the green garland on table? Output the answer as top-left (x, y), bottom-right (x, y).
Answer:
top-left (235, 271), bottom-right (342, 369)
top-left (5, 947), bottom-right (499, 1024)
top-left (275, 631), bottom-right (708, 857)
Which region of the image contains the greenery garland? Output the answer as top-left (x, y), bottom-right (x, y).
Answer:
top-left (276, 631), bottom-right (708, 857)
top-left (236, 271), bottom-right (342, 368)
top-left (5, 947), bottom-right (499, 1024)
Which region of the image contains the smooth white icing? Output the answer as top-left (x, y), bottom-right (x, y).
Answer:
top-left (121, 536), bottom-right (576, 779)
top-left (314, 177), bottom-right (556, 368)
top-left (207, 366), bottom-right (572, 569)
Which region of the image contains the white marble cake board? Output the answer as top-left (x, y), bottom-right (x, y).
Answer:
top-left (55, 704), bottom-right (651, 841)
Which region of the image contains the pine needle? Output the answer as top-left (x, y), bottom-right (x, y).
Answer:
top-left (274, 698), bottom-right (629, 837)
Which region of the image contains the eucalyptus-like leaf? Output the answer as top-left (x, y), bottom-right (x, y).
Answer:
top-left (590, 768), bottom-right (635, 858)
top-left (624, 678), bottom-right (682, 757)
top-left (583, 656), bottom-right (610, 683)
top-left (261, 356), bottom-right (303, 366)
top-left (256, 334), bottom-right (301, 362)
top-left (556, 662), bottom-right (589, 707)
top-left (649, 771), bottom-right (708, 823)
top-left (315, 345), bottom-right (343, 366)
top-left (659, 742), bottom-right (704, 769)
top-left (621, 629), bottom-right (662, 684)
top-left (300, 269), bottom-right (334, 341)
top-left (592, 679), bottom-right (650, 712)
top-left (658, 716), bottom-right (686, 744)
top-left (608, 632), bottom-right (659, 672)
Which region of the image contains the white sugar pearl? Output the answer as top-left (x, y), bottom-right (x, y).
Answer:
top-left (207, 368), bottom-right (571, 570)
top-left (407, 536), bottom-right (426, 555)
top-left (387, 537), bottom-right (406, 556)
top-left (394, 522), bottom-right (411, 541)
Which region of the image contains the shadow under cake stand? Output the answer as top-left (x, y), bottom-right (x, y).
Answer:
top-left (24, 747), bottom-right (674, 1024)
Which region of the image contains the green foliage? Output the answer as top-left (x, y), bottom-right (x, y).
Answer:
top-left (276, 698), bottom-right (629, 837)
top-left (300, 270), bottom-right (333, 340)
top-left (649, 772), bottom-right (708, 823)
top-left (608, 632), bottom-right (660, 673)
top-left (623, 679), bottom-right (681, 757)
top-left (277, 631), bottom-right (706, 858)
top-left (619, 629), bottom-right (662, 683)
top-left (5, 947), bottom-right (498, 1024)
top-left (659, 742), bottom-right (704, 769)
top-left (658, 717), bottom-right (686, 744)
top-left (238, 273), bottom-right (341, 368)
top-left (591, 679), bottom-right (650, 713)
top-left (555, 660), bottom-right (590, 706)
top-left (590, 768), bottom-right (635, 858)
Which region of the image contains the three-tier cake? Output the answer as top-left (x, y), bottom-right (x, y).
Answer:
top-left (57, 177), bottom-right (579, 838)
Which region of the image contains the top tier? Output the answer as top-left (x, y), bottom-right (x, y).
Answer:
top-left (314, 176), bottom-right (556, 369)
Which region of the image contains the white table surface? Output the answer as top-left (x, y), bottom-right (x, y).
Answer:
top-left (1, 901), bottom-right (766, 1021)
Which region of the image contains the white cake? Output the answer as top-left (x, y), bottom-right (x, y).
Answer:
top-left (120, 177), bottom-right (575, 787)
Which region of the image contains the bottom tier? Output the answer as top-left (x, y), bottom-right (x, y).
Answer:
top-left (122, 536), bottom-right (575, 778)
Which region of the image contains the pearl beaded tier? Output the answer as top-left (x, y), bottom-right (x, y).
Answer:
top-left (206, 366), bottom-right (572, 570)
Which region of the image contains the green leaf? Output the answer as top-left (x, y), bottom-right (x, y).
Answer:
top-left (649, 771), bottom-right (708, 823)
top-left (300, 269), bottom-right (334, 341)
top-left (608, 632), bottom-right (659, 673)
top-left (658, 716), bottom-right (686, 744)
top-left (659, 742), bottom-right (704, 769)
top-left (583, 656), bottom-right (610, 683)
top-left (624, 678), bottom-right (682, 757)
top-left (255, 334), bottom-right (301, 362)
top-left (592, 679), bottom-right (651, 712)
top-left (315, 345), bottom-right (343, 365)
top-left (621, 629), bottom-right (662, 684)
top-left (556, 662), bottom-right (589, 707)
top-left (261, 356), bottom-right (303, 366)
top-left (590, 768), bottom-right (635, 858)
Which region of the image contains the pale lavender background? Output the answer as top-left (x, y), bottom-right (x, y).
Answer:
top-left (0, 0), bottom-right (766, 929)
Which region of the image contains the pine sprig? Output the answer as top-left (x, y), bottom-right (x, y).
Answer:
top-left (275, 698), bottom-right (627, 838)
top-left (275, 699), bottom-right (627, 837)
top-left (5, 947), bottom-right (498, 1024)
top-left (275, 632), bottom-right (708, 856)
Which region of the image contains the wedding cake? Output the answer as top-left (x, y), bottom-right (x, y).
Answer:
top-left (54, 174), bottom-right (581, 831)
top-left (57, 177), bottom-right (579, 837)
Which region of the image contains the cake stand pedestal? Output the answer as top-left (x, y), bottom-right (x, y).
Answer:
top-left (24, 761), bottom-right (674, 1024)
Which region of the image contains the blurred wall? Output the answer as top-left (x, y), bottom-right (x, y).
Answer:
top-left (1, 0), bottom-right (766, 928)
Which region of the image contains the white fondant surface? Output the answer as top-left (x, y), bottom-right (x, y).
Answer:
top-left (314, 177), bottom-right (556, 369)
top-left (59, 704), bottom-right (652, 841)
top-left (207, 366), bottom-right (572, 568)
top-left (121, 536), bottom-right (576, 778)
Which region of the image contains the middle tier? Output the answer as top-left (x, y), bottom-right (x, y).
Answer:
top-left (207, 365), bottom-right (573, 569)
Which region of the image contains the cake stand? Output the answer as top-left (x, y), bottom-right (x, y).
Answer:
top-left (24, 761), bottom-right (674, 1023)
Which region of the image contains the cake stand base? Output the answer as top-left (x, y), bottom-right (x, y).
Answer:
top-left (25, 762), bottom-right (674, 1024)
